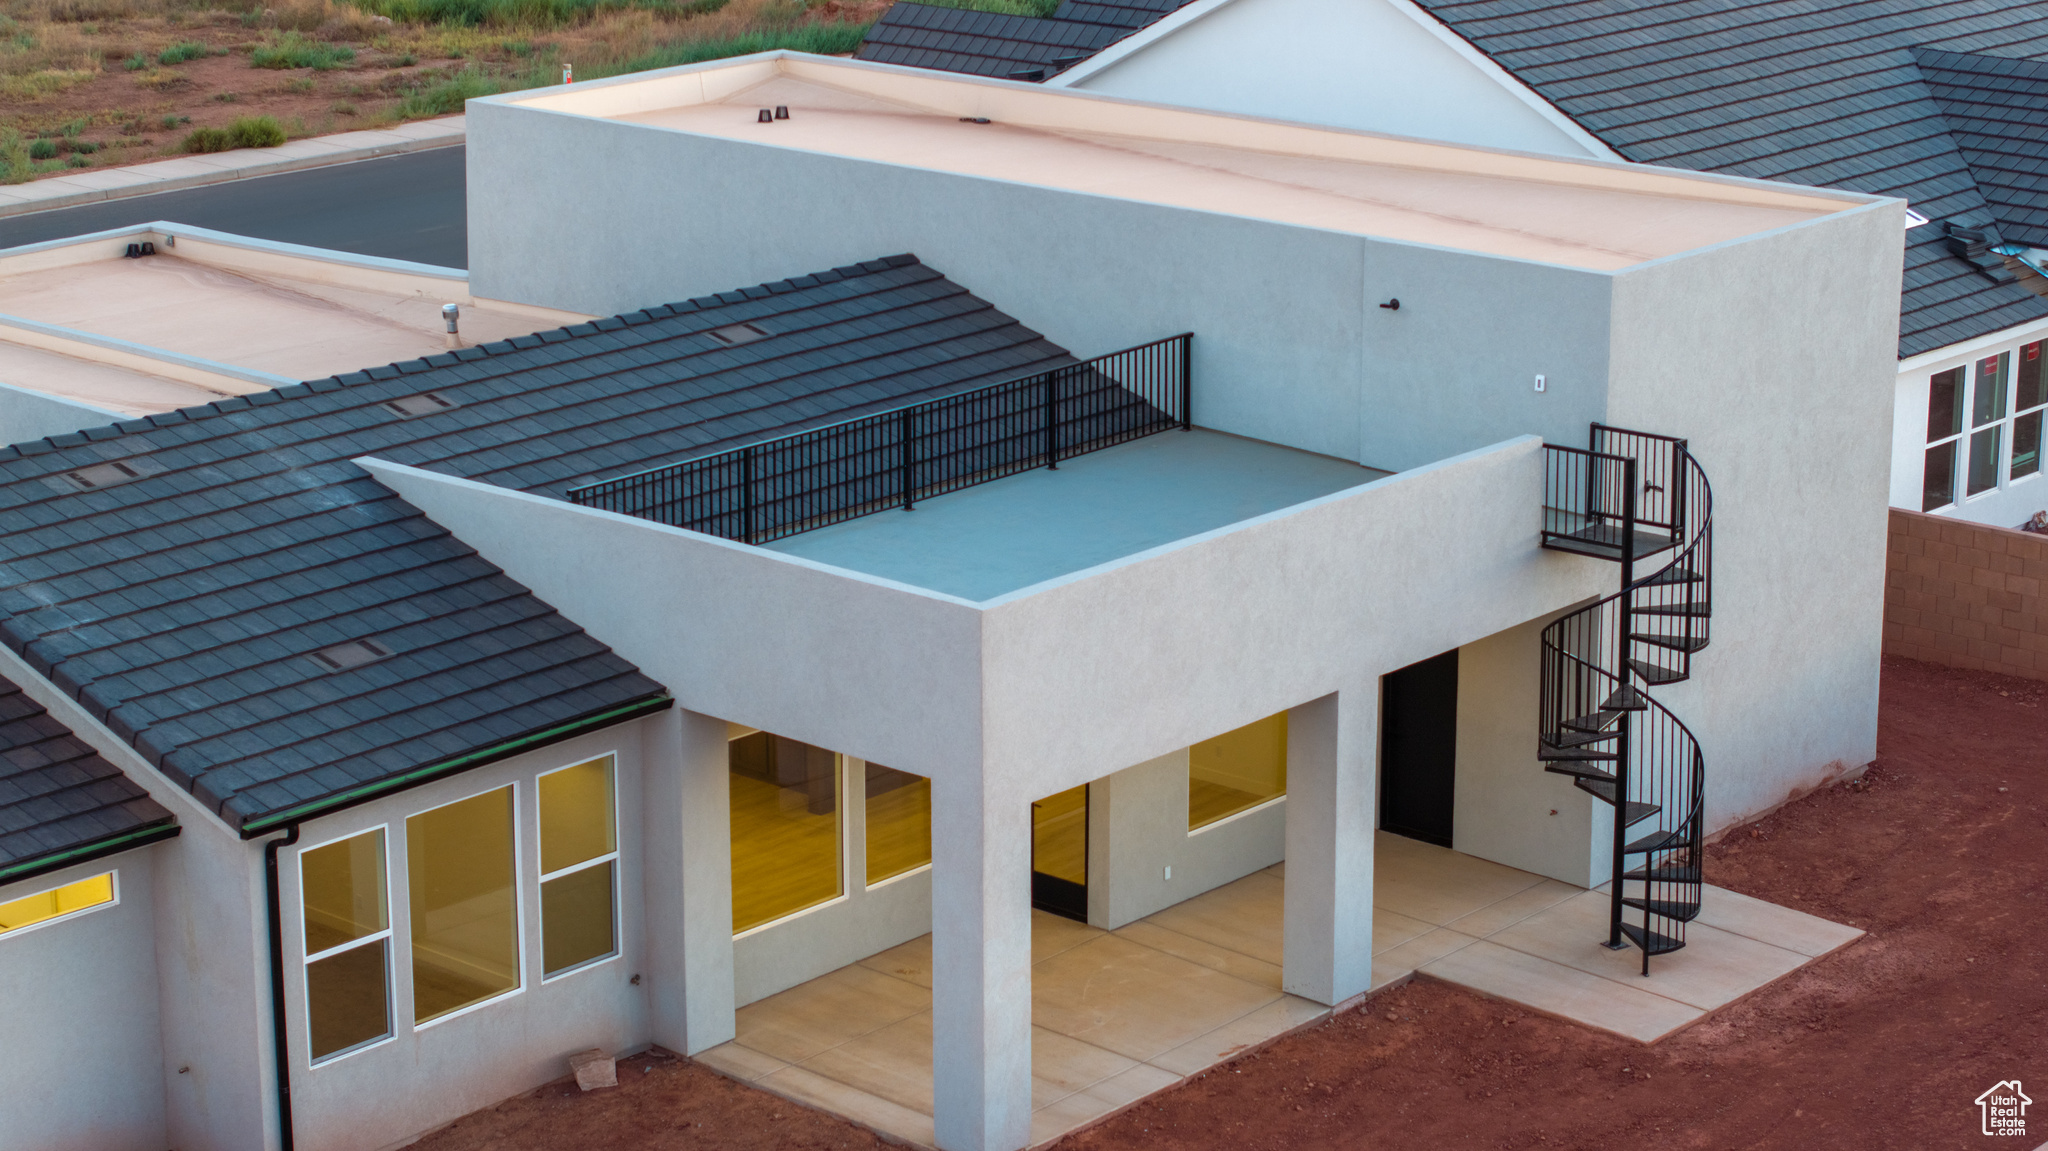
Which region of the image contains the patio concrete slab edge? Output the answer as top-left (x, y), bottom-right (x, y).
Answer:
top-left (0, 116), bottom-right (464, 220)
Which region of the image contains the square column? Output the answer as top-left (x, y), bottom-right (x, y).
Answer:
top-left (930, 769), bottom-right (1034, 1151)
top-left (642, 706), bottom-right (736, 1054)
top-left (1282, 690), bottom-right (1376, 1005)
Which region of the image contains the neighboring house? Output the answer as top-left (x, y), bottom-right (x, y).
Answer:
top-left (3, 52), bottom-right (1898, 1151)
top-left (856, 0), bottom-right (1197, 82)
top-left (869, 0), bottom-right (2048, 528)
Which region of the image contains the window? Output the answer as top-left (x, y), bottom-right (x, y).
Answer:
top-left (2014, 342), bottom-right (2045, 481)
top-left (1924, 366), bottom-right (1964, 510)
top-left (300, 830), bottom-right (392, 1062)
top-left (864, 763), bottom-right (931, 886)
top-left (1189, 712), bottom-right (1288, 830)
top-left (729, 730), bottom-right (841, 934)
top-left (539, 756), bottom-right (619, 977)
top-left (1928, 344), bottom-right (2047, 509)
top-left (0, 871), bottom-right (114, 936)
top-left (408, 786), bottom-right (520, 1023)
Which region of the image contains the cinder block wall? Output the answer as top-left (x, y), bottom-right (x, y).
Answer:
top-left (1884, 508), bottom-right (2048, 679)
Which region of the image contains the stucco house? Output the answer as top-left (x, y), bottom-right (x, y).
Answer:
top-left (2, 53), bottom-right (1888, 1151)
top-left (858, 0), bottom-right (2048, 529)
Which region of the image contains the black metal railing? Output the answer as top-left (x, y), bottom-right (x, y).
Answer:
top-left (1538, 424), bottom-right (1714, 975)
top-left (565, 333), bottom-right (1192, 543)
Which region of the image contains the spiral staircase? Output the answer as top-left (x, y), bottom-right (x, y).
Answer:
top-left (1537, 425), bottom-right (1713, 975)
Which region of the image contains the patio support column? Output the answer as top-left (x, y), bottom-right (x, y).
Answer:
top-left (642, 705), bottom-right (736, 1054)
top-left (1282, 689), bottom-right (1376, 1005)
top-left (931, 767), bottom-right (1034, 1151)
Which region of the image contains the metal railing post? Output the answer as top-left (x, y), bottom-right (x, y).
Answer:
top-left (1044, 369), bottom-right (1059, 469)
top-left (747, 449), bottom-right (758, 542)
top-left (901, 406), bottom-right (915, 510)
top-left (1179, 335), bottom-right (1192, 430)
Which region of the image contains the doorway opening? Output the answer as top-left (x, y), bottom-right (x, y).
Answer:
top-left (1380, 649), bottom-right (1459, 847)
top-left (1031, 784), bottom-right (1088, 921)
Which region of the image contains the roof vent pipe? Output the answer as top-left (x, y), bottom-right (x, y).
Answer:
top-left (443, 303), bottom-right (461, 349)
top-left (758, 108), bottom-right (773, 123)
top-left (774, 105), bottom-right (789, 120)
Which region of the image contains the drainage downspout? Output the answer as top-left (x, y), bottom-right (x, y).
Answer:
top-left (264, 824), bottom-right (302, 1151)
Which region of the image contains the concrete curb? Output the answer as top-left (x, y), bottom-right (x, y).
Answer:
top-left (0, 116), bottom-right (464, 220)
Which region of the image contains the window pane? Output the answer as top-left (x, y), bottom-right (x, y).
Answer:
top-left (302, 830), bottom-right (387, 956)
top-left (865, 764), bottom-right (931, 885)
top-left (308, 938), bottom-right (390, 1060)
top-left (729, 733), bottom-right (841, 934)
top-left (1031, 785), bottom-right (1088, 886)
top-left (2014, 412), bottom-right (2043, 481)
top-left (1923, 440), bottom-right (1957, 511)
top-left (1928, 366), bottom-right (1965, 441)
top-left (0, 872), bottom-right (113, 933)
top-left (1189, 712), bottom-right (1289, 830)
top-left (539, 756), bottom-right (615, 876)
top-left (542, 861), bottom-right (616, 975)
top-left (2019, 341), bottom-right (2045, 412)
top-left (408, 787), bottom-right (518, 1023)
top-left (1974, 353), bottom-right (2009, 426)
top-left (1969, 426), bottom-right (2003, 496)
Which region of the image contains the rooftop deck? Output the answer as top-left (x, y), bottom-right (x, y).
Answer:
top-left (513, 56), bottom-right (1863, 272)
top-left (765, 428), bottom-right (1386, 601)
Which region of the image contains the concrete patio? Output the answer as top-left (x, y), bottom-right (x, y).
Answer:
top-left (696, 833), bottom-right (1862, 1149)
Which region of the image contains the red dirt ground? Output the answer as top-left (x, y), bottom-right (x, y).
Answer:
top-left (409, 656), bottom-right (2047, 1151)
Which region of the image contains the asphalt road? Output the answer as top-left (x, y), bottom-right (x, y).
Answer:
top-left (0, 145), bottom-right (470, 269)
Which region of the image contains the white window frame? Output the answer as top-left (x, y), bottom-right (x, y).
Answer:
top-left (408, 781), bottom-right (527, 1031)
top-left (297, 825), bottom-right (396, 1067)
top-left (537, 753), bottom-right (623, 983)
top-left (0, 869), bottom-right (119, 941)
top-left (1927, 339), bottom-right (2048, 510)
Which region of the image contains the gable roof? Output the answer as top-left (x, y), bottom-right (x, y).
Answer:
top-left (0, 674), bottom-right (175, 884)
top-left (856, 0), bottom-right (1194, 81)
top-left (1405, 0), bottom-right (2048, 358)
top-left (0, 254), bottom-right (1074, 834)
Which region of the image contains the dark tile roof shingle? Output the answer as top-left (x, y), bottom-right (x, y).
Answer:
top-left (1408, 0), bottom-right (2048, 357)
top-left (0, 254), bottom-right (1074, 832)
top-left (0, 675), bottom-right (174, 875)
top-left (856, 0), bottom-right (1194, 80)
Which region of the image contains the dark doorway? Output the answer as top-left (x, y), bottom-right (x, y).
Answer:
top-left (1380, 649), bottom-right (1459, 847)
top-left (1031, 784), bottom-right (1089, 921)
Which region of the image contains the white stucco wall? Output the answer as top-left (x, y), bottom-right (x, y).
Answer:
top-left (280, 720), bottom-right (661, 1151)
top-left (1889, 315), bottom-right (2048, 528)
top-left (1055, 0), bottom-right (1605, 158)
top-left (1605, 201), bottom-right (1903, 826)
top-left (0, 850), bottom-right (168, 1151)
top-left (0, 380), bottom-right (121, 447)
top-left (1085, 750), bottom-right (1286, 930)
top-left (464, 100), bottom-right (1617, 473)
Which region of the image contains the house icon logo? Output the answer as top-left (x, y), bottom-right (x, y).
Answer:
top-left (1976, 1080), bottom-right (2030, 1137)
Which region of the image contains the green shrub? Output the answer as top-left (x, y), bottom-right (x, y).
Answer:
top-left (391, 51), bottom-right (416, 66)
top-left (0, 132), bottom-right (30, 184)
top-left (122, 52), bottom-right (147, 69)
top-left (393, 64), bottom-right (501, 117)
top-left (181, 125), bottom-right (231, 152)
top-left (251, 31), bottom-right (355, 70)
top-left (157, 40), bottom-right (207, 64)
top-left (64, 153), bottom-right (89, 168)
top-left (27, 138), bottom-right (56, 160)
top-left (227, 114), bottom-right (287, 147)
top-left (159, 113), bottom-right (187, 129)
top-left (71, 139), bottom-right (99, 153)
top-left (283, 75), bottom-right (315, 91)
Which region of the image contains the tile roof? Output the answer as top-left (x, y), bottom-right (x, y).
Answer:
top-left (1915, 47), bottom-right (2048, 249)
top-left (856, 0), bottom-right (1193, 80)
top-left (0, 674), bottom-right (174, 877)
top-left (0, 254), bottom-right (1074, 833)
top-left (1407, 0), bottom-right (2048, 357)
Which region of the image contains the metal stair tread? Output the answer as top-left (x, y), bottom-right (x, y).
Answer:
top-left (1539, 741), bottom-right (1618, 762)
top-left (1634, 603), bottom-right (1711, 617)
top-left (1561, 708), bottom-right (1625, 733)
top-left (1631, 632), bottom-right (1710, 653)
top-left (1621, 895), bottom-right (1702, 921)
top-left (1543, 763), bottom-right (1617, 784)
top-left (1544, 725), bottom-right (1619, 749)
top-left (1618, 921), bottom-right (1687, 956)
top-left (1623, 828), bottom-right (1685, 855)
top-left (1627, 658), bottom-right (1689, 685)
top-left (1624, 862), bottom-right (1699, 882)
top-left (1573, 778), bottom-right (1660, 827)
top-left (1600, 686), bottom-right (1649, 712)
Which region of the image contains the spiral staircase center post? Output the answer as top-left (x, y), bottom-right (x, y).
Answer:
top-left (1608, 456), bottom-right (1638, 950)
